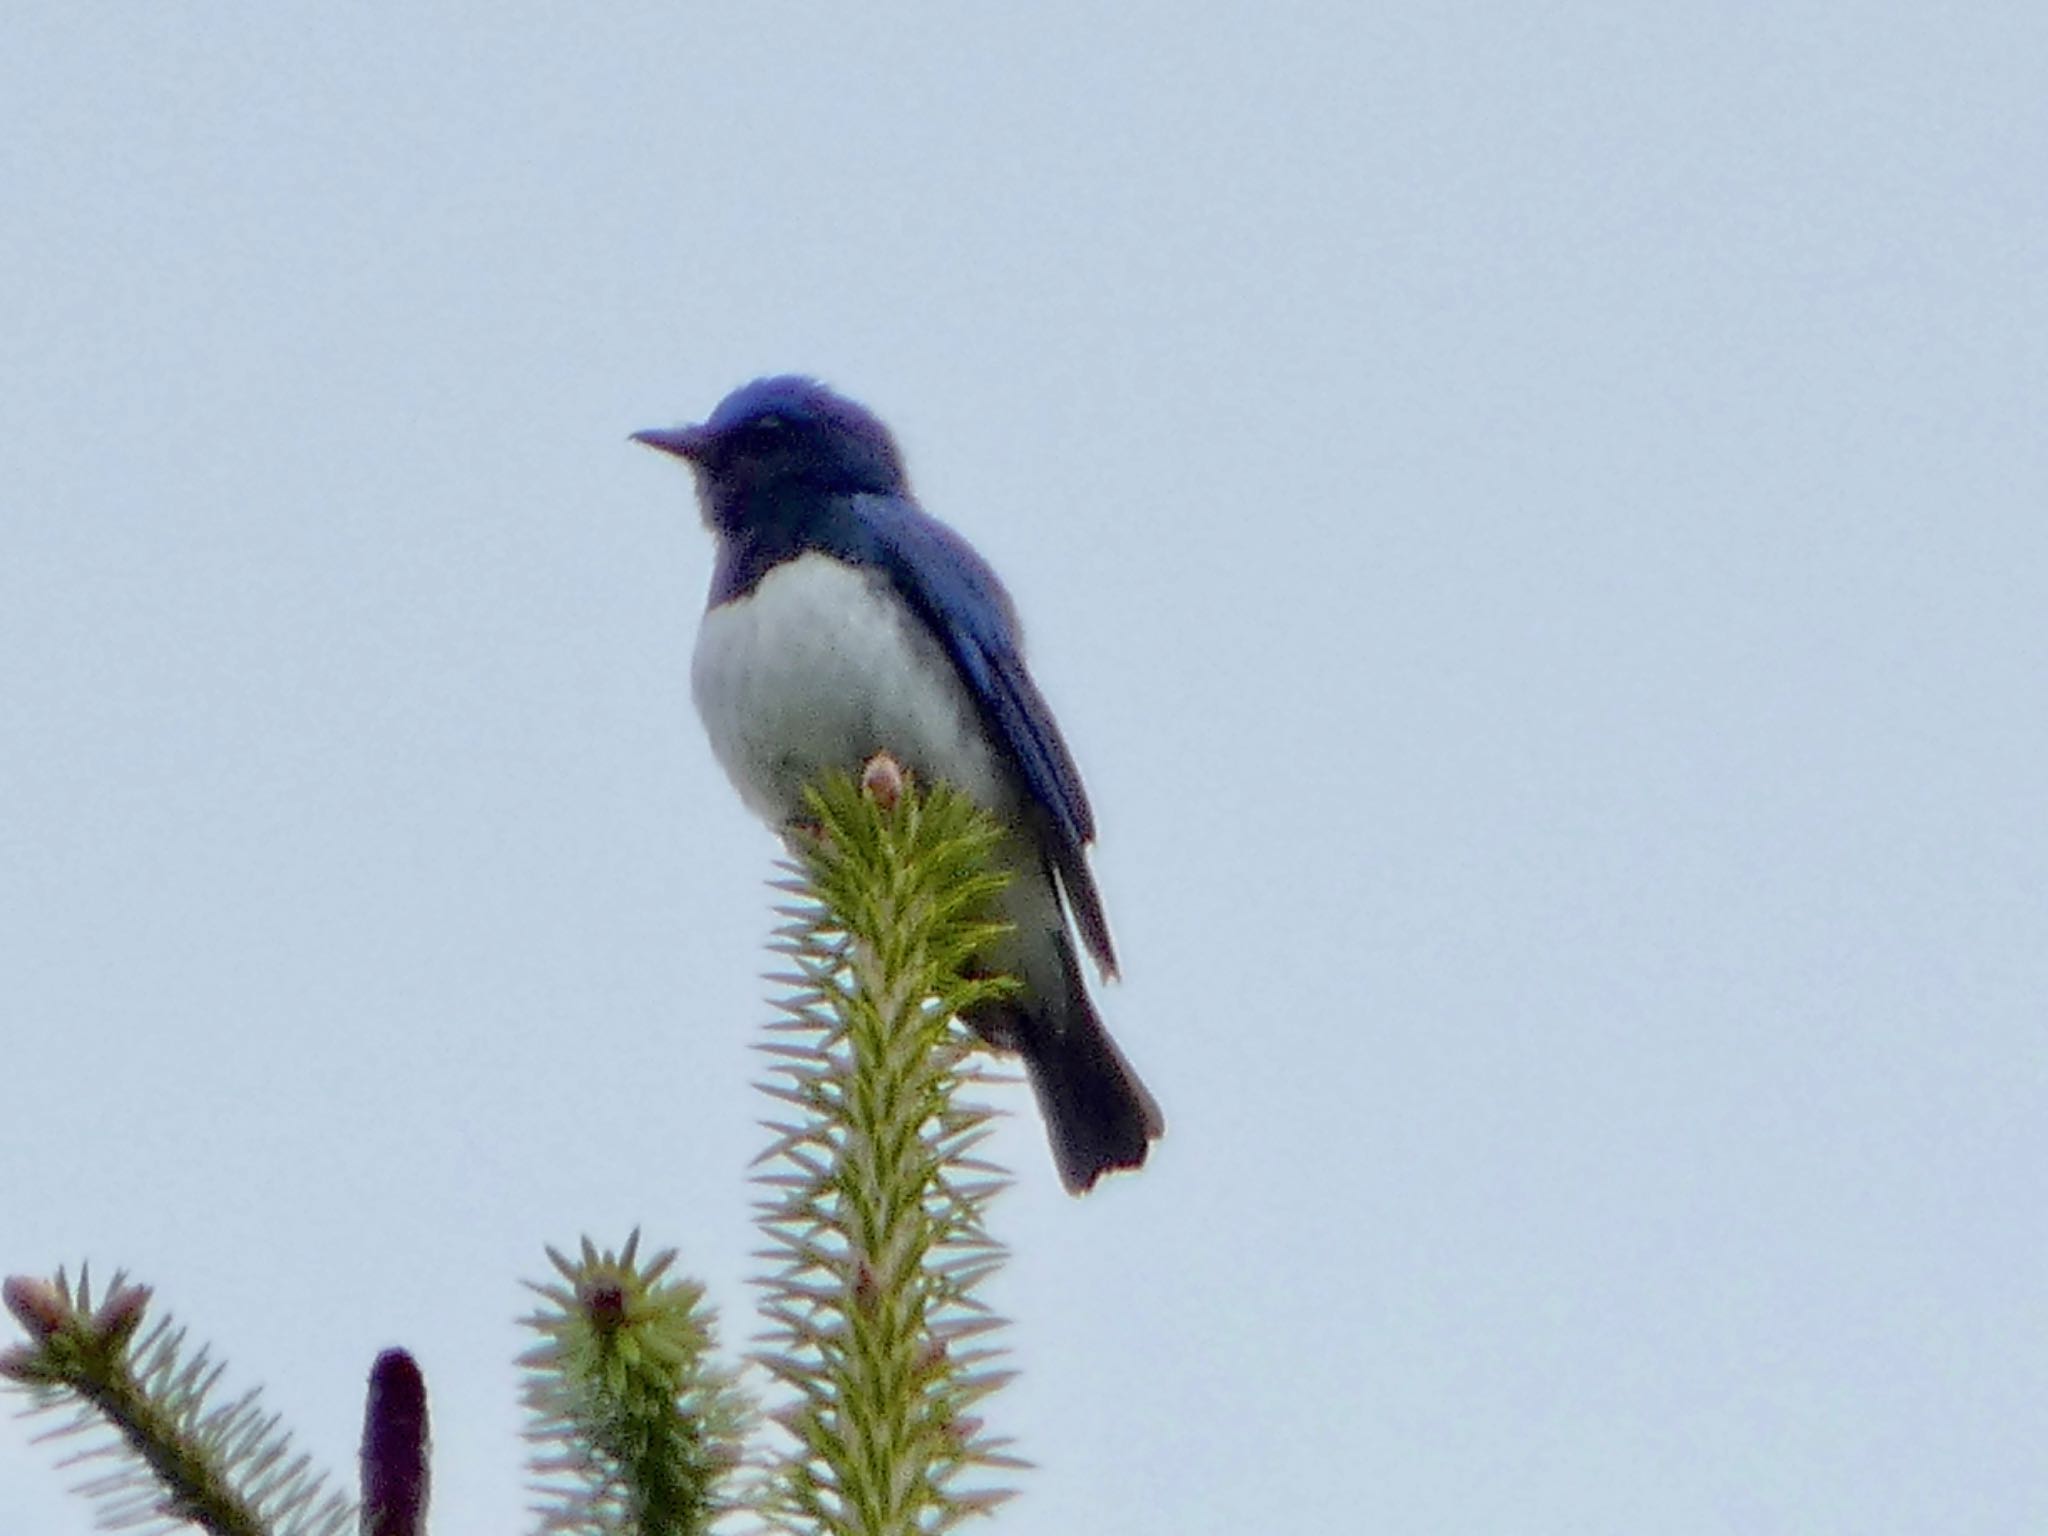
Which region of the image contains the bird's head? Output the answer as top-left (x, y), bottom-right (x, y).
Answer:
top-left (634, 376), bottom-right (909, 532)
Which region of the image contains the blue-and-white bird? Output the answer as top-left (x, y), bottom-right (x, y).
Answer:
top-left (634, 376), bottom-right (1162, 1193)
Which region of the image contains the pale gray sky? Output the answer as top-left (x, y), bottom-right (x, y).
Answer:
top-left (4, 5), bottom-right (2043, 1533)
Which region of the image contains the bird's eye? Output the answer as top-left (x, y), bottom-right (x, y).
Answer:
top-left (724, 417), bottom-right (788, 462)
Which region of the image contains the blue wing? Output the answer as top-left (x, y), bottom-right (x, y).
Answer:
top-left (854, 493), bottom-right (1118, 977)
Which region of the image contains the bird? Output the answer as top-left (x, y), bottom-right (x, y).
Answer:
top-left (633, 375), bottom-right (1162, 1193)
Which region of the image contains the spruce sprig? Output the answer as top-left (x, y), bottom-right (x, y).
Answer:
top-left (751, 767), bottom-right (1026, 1536)
top-left (521, 1233), bottom-right (750, 1536)
top-left (1, 1268), bottom-right (352, 1536)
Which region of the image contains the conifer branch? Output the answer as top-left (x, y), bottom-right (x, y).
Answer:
top-left (520, 1233), bottom-right (750, 1536)
top-left (750, 765), bottom-right (1026, 1536)
top-left (1, 1269), bottom-right (353, 1536)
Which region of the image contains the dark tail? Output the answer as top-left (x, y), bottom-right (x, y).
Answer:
top-left (969, 969), bottom-right (1163, 1195)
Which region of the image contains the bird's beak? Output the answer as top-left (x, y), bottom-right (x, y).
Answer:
top-left (630, 424), bottom-right (710, 462)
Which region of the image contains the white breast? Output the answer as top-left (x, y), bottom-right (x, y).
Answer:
top-left (691, 551), bottom-right (1016, 825)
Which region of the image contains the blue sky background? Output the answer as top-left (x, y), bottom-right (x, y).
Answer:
top-left (4, 5), bottom-right (2042, 1533)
